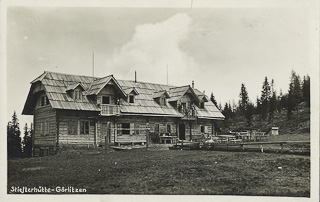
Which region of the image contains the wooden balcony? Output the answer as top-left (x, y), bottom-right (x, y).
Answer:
top-left (180, 108), bottom-right (197, 120)
top-left (100, 104), bottom-right (120, 116)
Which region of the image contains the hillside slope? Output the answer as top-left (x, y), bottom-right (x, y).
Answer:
top-left (220, 103), bottom-right (310, 135)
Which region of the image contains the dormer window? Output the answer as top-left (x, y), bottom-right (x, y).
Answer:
top-left (153, 90), bottom-right (170, 106)
top-left (102, 96), bottom-right (110, 104)
top-left (39, 95), bottom-right (49, 106)
top-left (66, 82), bottom-right (85, 101)
top-left (129, 95), bottom-right (135, 103)
top-left (74, 89), bottom-right (82, 100)
top-left (200, 102), bottom-right (205, 109)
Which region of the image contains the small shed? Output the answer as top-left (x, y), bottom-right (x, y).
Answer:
top-left (271, 127), bottom-right (279, 136)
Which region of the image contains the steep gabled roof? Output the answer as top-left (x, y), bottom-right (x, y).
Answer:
top-left (153, 90), bottom-right (170, 99)
top-left (123, 87), bottom-right (139, 95)
top-left (193, 89), bottom-right (209, 102)
top-left (167, 85), bottom-right (200, 103)
top-left (66, 82), bottom-right (86, 91)
top-left (84, 75), bottom-right (127, 97)
top-left (23, 71), bottom-right (224, 119)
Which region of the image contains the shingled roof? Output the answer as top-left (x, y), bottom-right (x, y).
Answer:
top-left (23, 71), bottom-right (224, 119)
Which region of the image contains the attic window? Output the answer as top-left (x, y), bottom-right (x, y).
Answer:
top-left (74, 90), bottom-right (82, 100)
top-left (102, 96), bottom-right (110, 104)
top-left (40, 95), bottom-right (49, 106)
top-left (160, 97), bottom-right (166, 106)
top-left (129, 95), bottom-right (134, 103)
top-left (200, 102), bottom-right (205, 109)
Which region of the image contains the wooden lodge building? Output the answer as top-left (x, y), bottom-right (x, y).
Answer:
top-left (22, 71), bottom-right (224, 156)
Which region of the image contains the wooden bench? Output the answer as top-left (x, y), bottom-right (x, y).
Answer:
top-left (115, 140), bottom-right (147, 146)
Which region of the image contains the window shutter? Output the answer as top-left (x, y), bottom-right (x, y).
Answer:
top-left (117, 123), bottom-right (122, 136)
top-left (205, 126), bottom-right (208, 133)
top-left (130, 123), bottom-right (134, 135)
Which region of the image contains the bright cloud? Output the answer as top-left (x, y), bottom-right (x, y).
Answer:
top-left (106, 13), bottom-right (198, 85)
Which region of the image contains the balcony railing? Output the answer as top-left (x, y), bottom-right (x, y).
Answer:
top-left (180, 108), bottom-right (197, 120)
top-left (100, 104), bottom-right (120, 116)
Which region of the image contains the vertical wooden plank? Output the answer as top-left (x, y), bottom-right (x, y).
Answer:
top-left (95, 121), bottom-right (97, 146)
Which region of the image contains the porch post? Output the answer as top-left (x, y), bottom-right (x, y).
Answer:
top-left (189, 120), bottom-right (192, 141)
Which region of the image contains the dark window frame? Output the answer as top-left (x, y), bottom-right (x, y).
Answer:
top-left (68, 120), bottom-right (77, 135)
top-left (102, 96), bottom-right (110, 104)
top-left (201, 125), bottom-right (205, 133)
top-left (200, 102), bottom-right (205, 109)
top-left (167, 124), bottom-right (171, 133)
top-left (155, 124), bottom-right (160, 132)
top-left (122, 123), bottom-right (130, 135)
top-left (129, 95), bottom-right (134, 103)
top-left (74, 90), bottom-right (82, 100)
top-left (80, 121), bottom-right (90, 135)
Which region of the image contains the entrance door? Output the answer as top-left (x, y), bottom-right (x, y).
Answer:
top-left (179, 124), bottom-right (186, 140)
top-left (101, 122), bottom-right (111, 145)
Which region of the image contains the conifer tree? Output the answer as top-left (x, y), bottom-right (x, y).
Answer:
top-left (23, 123), bottom-right (33, 157)
top-left (239, 83), bottom-right (249, 114)
top-left (287, 70), bottom-right (303, 117)
top-left (260, 77), bottom-right (271, 120)
top-left (7, 111), bottom-right (22, 158)
top-left (269, 79), bottom-right (277, 119)
top-left (302, 75), bottom-right (310, 107)
top-left (210, 92), bottom-right (218, 108)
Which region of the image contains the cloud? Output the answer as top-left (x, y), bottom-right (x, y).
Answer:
top-left (38, 57), bottom-right (47, 61)
top-left (24, 36), bottom-right (28, 40)
top-left (105, 13), bottom-right (197, 84)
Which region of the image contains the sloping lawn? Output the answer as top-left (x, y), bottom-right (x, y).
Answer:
top-left (7, 147), bottom-right (310, 196)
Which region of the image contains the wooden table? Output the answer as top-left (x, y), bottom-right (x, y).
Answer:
top-left (159, 136), bottom-right (177, 144)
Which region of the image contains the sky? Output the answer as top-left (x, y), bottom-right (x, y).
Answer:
top-left (6, 5), bottom-right (314, 127)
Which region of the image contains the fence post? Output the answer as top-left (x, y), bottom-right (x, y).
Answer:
top-left (146, 123), bottom-right (150, 151)
top-left (105, 135), bottom-right (109, 153)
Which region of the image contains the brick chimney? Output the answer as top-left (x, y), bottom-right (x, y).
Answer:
top-left (135, 71), bottom-right (137, 83)
top-left (192, 80), bottom-right (194, 88)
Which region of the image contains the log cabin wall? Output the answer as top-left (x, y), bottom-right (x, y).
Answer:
top-left (97, 116), bottom-right (179, 145)
top-left (33, 92), bottom-right (57, 157)
top-left (58, 110), bottom-right (99, 146)
top-left (181, 119), bottom-right (214, 141)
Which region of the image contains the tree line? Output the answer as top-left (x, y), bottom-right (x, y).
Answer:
top-left (210, 70), bottom-right (310, 127)
top-left (7, 111), bottom-right (33, 158)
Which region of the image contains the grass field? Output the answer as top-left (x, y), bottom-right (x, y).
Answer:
top-left (7, 145), bottom-right (310, 196)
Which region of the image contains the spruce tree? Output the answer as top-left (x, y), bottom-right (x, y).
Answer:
top-left (269, 79), bottom-right (277, 119)
top-left (7, 111), bottom-right (22, 158)
top-left (239, 83), bottom-right (249, 114)
top-left (210, 92), bottom-right (218, 108)
top-left (287, 70), bottom-right (303, 116)
top-left (23, 123), bottom-right (33, 157)
top-left (260, 77), bottom-right (271, 120)
top-left (302, 75), bottom-right (310, 107)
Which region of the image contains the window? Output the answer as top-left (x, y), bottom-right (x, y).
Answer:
top-left (102, 96), bottom-right (110, 104)
top-left (40, 122), bottom-right (44, 136)
top-left (160, 97), bottom-right (166, 106)
top-left (74, 90), bottom-right (82, 100)
top-left (68, 121), bottom-right (77, 135)
top-left (45, 122), bottom-right (49, 135)
top-left (41, 96), bottom-right (45, 106)
top-left (200, 102), bottom-right (205, 109)
top-left (155, 124), bottom-right (160, 132)
top-left (122, 123), bottom-right (130, 135)
top-left (167, 124), bottom-right (171, 133)
top-left (201, 125), bottom-right (205, 133)
top-left (129, 95), bottom-right (134, 103)
top-left (80, 121), bottom-right (90, 135)
top-left (46, 96), bottom-right (49, 105)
